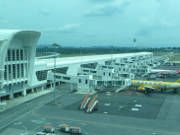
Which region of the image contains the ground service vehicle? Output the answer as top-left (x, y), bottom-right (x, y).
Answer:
top-left (36, 132), bottom-right (46, 135)
top-left (59, 124), bottom-right (82, 135)
top-left (43, 125), bottom-right (55, 133)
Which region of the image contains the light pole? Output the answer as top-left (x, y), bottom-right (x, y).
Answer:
top-left (52, 43), bottom-right (61, 104)
top-left (133, 38), bottom-right (137, 48)
top-left (111, 45), bottom-right (114, 64)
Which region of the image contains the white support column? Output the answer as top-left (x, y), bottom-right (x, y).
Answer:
top-left (32, 88), bottom-right (34, 93)
top-left (15, 64), bottom-right (18, 80)
top-left (15, 50), bottom-right (18, 79)
top-left (9, 85), bottom-right (14, 99)
top-left (19, 63), bottom-right (22, 78)
top-left (22, 49), bottom-right (24, 60)
top-left (19, 49), bottom-right (21, 61)
top-left (9, 93), bottom-right (14, 99)
top-left (11, 64), bottom-right (13, 80)
top-left (51, 83), bottom-right (53, 89)
top-left (7, 65), bottom-right (9, 81)
top-left (23, 63), bottom-right (26, 78)
top-left (23, 89), bottom-right (26, 96)
top-left (22, 64), bottom-right (24, 78)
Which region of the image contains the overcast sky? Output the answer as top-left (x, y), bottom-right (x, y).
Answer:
top-left (0, 0), bottom-right (180, 47)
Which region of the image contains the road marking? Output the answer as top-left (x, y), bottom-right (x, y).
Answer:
top-left (32, 111), bottom-right (179, 135)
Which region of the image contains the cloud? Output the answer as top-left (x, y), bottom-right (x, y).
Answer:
top-left (89, 0), bottom-right (115, 3)
top-left (57, 23), bottom-right (81, 32)
top-left (159, 19), bottom-right (176, 27)
top-left (85, 5), bottom-right (119, 16)
top-left (85, 0), bottom-right (131, 17)
top-left (155, 0), bottom-right (161, 3)
top-left (136, 29), bottom-right (152, 37)
top-left (39, 9), bottom-right (51, 16)
top-left (136, 18), bottom-right (176, 37)
top-left (0, 17), bottom-right (9, 24)
top-left (40, 23), bottom-right (81, 33)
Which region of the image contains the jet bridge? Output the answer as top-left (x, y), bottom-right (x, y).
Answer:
top-left (45, 52), bottom-right (164, 94)
top-left (48, 71), bottom-right (131, 94)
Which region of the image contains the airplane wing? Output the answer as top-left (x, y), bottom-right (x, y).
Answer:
top-left (138, 84), bottom-right (156, 91)
top-left (136, 84), bottom-right (155, 94)
top-left (144, 85), bottom-right (156, 90)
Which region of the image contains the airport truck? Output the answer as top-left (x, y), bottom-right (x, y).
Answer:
top-left (36, 132), bottom-right (46, 135)
top-left (36, 132), bottom-right (56, 135)
top-left (35, 125), bottom-right (56, 135)
top-left (42, 125), bottom-right (55, 133)
top-left (59, 124), bottom-right (82, 135)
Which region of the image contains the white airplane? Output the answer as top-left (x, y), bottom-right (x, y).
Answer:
top-left (150, 69), bottom-right (180, 76)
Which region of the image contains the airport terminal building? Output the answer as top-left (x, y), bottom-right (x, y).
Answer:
top-left (0, 30), bottom-right (168, 100)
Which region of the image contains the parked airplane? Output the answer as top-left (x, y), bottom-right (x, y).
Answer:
top-left (151, 69), bottom-right (180, 75)
top-left (131, 79), bottom-right (180, 94)
top-left (176, 70), bottom-right (180, 74)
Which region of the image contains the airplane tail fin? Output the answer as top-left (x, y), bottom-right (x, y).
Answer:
top-left (138, 84), bottom-right (145, 91)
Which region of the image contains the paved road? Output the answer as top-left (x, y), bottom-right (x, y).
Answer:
top-left (1, 85), bottom-right (180, 135)
top-left (0, 85), bottom-right (70, 132)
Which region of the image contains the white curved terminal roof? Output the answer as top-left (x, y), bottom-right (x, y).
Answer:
top-left (35, 52), bottom-right (152, 71)
top-left (0, 29), bottom-right (22, 40)
top-left (0, 29), bottom-right (41, 41)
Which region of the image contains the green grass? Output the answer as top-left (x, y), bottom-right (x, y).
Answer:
top-left (169, 53), bottom-right (180, 61)
top-left (152, 51), bottom-right (180, 61)
top-left (153, 52), bottom-right (167, 56)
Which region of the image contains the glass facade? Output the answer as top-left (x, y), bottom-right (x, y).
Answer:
top-left (4, 49), bottom-right (27, 81)
top-left (36, 70), bottom-right (48, 81)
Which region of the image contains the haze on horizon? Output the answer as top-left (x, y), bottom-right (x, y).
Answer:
top-left (0, 0), bottom-right (180, 47)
